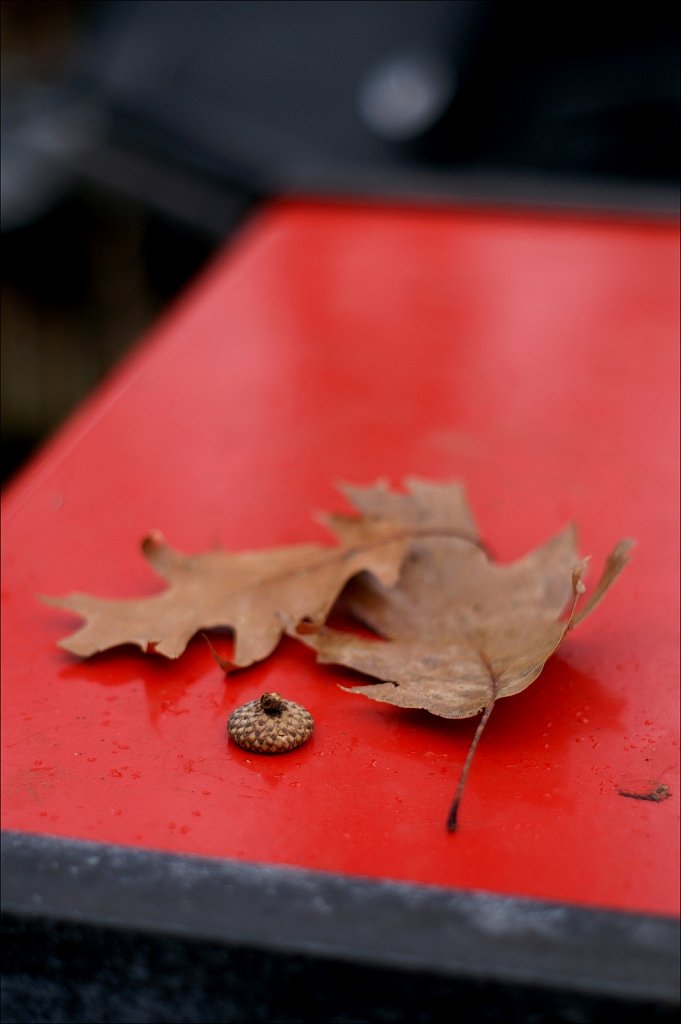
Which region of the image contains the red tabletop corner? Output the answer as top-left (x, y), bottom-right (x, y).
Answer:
top-left (2, 199), bottom-right (679, 918)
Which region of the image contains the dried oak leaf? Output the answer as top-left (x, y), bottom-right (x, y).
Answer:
top-left (304, 481), bottom-right (633, 720)
top-left (43, 513), bottom-right (411, 668)
top-left (300, 479), bottom-right (632, 829)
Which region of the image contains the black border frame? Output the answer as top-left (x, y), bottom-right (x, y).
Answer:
top-left (2, 829), bottom-right (679, 1016)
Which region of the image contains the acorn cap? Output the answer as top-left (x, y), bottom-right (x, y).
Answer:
top-left (228, 692), bottom-right (314, 753)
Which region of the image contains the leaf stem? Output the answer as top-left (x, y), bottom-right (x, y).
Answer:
top-left (202, 633), bottom-right (234, 672)
top-left (446, 700), bottom-right (496, 831)
top-left (446, 652), bottom-right (499, 832)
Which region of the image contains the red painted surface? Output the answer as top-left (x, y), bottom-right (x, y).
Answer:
top-left (2, 200), bottom-right (679, 917)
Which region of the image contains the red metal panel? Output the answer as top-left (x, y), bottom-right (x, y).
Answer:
top-left (2, 200), bottom-right (678, 917)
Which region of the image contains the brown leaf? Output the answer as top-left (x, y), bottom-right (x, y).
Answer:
top-left (305, 525), bottom-right (632, 719)
top-left (299, 481), bottom-right (632, 830)
top-left (43, 513), bottom-right (411, 667)
top-left (338, 477), bottom-right (479, 537)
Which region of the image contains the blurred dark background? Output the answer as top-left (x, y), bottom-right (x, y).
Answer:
top-left (2, 0), bottom-right (679, 486)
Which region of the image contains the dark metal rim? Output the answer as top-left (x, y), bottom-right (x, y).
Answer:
top-left (2, 829), bottom-right (678, 1006)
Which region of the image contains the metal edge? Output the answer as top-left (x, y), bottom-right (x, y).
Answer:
top-left (2, 829), bottom-right (679, 1006)
top-left (90, 134), bottom-right (681, 225)
top-left (278, 162), bottom-right (681, 221)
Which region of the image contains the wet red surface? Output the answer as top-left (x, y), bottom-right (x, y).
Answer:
top-left (2, 200), bottom-right (679, 917)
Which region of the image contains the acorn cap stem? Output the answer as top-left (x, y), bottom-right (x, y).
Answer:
top-left (259, 692), bottom-right (284, 716)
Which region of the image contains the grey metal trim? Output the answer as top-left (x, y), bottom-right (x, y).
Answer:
top-left (2, 830), bottom-right (678, 1007)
